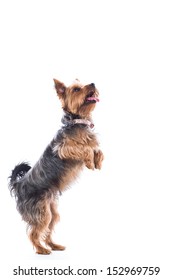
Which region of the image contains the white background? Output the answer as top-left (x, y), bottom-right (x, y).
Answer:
top-left (0, 0), bottom-right (173, 279)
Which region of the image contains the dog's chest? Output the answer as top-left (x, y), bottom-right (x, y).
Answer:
top-left (71, 128), bottom-right (98, 148)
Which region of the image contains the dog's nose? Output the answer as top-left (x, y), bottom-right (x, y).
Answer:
top-left (90, 83), bottom-right (95, 88)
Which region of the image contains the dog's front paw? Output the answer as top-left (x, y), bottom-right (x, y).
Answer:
top-left (84, 159), bottom-right (95, 170)
top-left (94, 150), bottom-right (104, 169)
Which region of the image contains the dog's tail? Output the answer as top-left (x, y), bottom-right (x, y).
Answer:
top-left (9, 162), bottom-right (31, 195)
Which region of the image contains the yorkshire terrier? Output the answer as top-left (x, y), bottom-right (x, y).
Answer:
top-left (9, 79), bottom-right (104, 254)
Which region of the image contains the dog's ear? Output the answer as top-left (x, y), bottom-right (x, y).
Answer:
top-left (53, 79), bottom-right (66, 99)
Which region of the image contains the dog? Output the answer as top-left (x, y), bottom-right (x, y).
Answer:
top-left (9, 78), bottom-right (104, 254)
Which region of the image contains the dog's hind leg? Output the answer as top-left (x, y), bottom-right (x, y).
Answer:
top-left (45, 200), bottom-right (65, 251)
top-left (28, 200), bottom-right (52, 254)
top-left (29, 226), bottom-right (51, 255)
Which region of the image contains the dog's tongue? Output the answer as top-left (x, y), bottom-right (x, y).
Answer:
top-left (87, 97), bottom-right (99, 102)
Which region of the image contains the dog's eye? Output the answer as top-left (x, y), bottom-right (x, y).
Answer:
top-left (73, 87), bottom-right (80, 92)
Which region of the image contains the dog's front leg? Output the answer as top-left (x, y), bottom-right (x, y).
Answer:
top-left (83, 146), bottom-right (95, 170)
top-left (94, 149), bottom-right (104, 169)
top-left (57, 141), bottom-right (95, 170)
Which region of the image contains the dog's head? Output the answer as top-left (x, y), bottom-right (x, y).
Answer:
top-left (54, 79), bottom-right (99, 118)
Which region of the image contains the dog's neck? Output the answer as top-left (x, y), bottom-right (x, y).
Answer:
top-left (61, 111), bottom-right (94, 128)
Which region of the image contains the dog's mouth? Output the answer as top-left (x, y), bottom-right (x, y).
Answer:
top-left (85, 91), bottom-right (99, 104)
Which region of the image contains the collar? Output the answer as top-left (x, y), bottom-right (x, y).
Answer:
top-left (71, 119), bottom-right (94, 128)
top-left (61, 111), bottom-right (94, 129)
